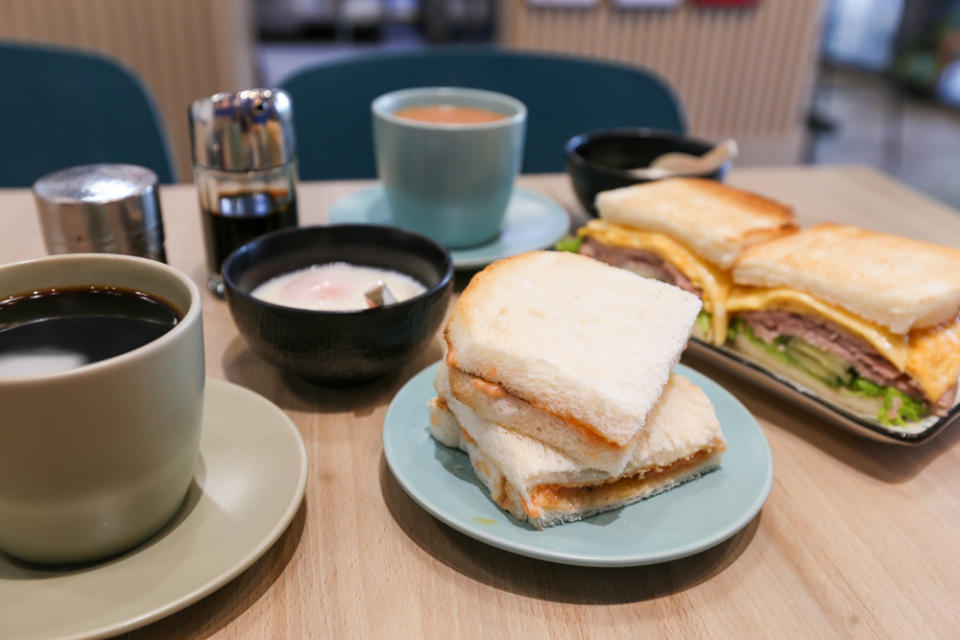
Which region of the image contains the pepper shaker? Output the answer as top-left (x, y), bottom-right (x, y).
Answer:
top-left (33, 164), bottom-right (167, 262)
top-left (189, 88), bottom-right (299, 296)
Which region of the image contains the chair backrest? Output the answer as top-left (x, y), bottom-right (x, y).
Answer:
top-left (282, 47), bottom-right (685, 180)
top-left (0, 41), bottom-right (175, 188)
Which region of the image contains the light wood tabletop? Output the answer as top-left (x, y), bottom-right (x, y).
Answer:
top-left (1, 167), bottom-right (959, 639)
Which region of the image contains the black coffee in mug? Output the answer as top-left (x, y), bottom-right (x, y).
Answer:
top-left (0, 287), bottom-right (182, 377)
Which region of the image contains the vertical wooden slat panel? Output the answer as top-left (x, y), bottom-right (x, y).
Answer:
top-left (498, 0), bottom-right (824, 163)
top-left (787, 1), bottom-right (824, 132)
top-left (726, 10), bottom-right (753, 135)
top-left (764, 0), bottom-right (799, 133)
top-left (726, 11), bottom-right (750, 135)
top-left (734, 8), bottom-right (764, 135)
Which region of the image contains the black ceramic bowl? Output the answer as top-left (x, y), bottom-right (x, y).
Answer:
top-left (222, 224), bottom-right (453, 385)
top-left (565, 128), bottom-right (731, 216)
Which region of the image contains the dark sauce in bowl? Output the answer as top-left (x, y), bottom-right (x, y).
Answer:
top-left (0, 287), bottom-right (182, 376)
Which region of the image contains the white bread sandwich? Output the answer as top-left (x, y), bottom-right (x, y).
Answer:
top-left (728, 223), bottom-right (960, 425)
top-left (573, 178), bottom-right (796, 346)
top-left (429, 250), bottom-right (727, 527)
top-left (430, 366), bottom-right (726, 529)
top-left (443, 250), bottom-right (702, 473)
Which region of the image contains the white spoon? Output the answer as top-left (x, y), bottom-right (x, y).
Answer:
top-left (363, 280), bottom-right (398, 308)
top-left (628, 138), bottom-right (738, 179)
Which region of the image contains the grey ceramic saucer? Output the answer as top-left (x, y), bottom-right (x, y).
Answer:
top-left (0, 378), bottom-right (307, 640)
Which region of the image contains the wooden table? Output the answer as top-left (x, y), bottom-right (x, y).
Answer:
top-left (2, 167), bottom-right (959, 638)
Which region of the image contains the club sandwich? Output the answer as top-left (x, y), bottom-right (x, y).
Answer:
top-left (728, 223), bottom-right (960, 425)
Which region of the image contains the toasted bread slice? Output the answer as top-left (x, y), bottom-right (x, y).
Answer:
top-left (438, 364), bottom-right (640, 475)
top-left (430, 373), bottom-right (726, 529)
top-left (445, 251), bottom-right (701, 447)
top-left (733, 223), bottom-right (960, 333)
top-left (428, 396), bottom-right (460, 447)
top-left (595, 178), bottom-right (796, 269)
top-left (906, 317), bottom-right (960, 403)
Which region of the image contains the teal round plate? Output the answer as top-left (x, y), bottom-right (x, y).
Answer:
top-left (383, 362), bottom-right (773, 567)
top-left (328, 185), bottom-right (570, 269)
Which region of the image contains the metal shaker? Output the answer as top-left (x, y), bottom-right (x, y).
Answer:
top-left (189, 88), bottom-right (299, 296)
top-left (33, 164), bottom-right (167, 262)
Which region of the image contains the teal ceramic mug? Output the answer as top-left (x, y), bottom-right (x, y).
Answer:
top-left (372, 87), bottom-right (527, 249)
top-left (0, 254), bottom-right (204, 564)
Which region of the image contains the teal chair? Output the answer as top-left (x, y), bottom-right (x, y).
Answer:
top-left (282, 48), bottom-right (685, 180)
top-left (0, 41), bottom-right (175, 188)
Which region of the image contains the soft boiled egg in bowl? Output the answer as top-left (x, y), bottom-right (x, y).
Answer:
top-left (222, 224), bottom-right (453, 385)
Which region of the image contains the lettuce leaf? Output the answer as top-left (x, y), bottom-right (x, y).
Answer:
top-left (692, 311), bottom-right (711, 341)
top-left (727, 317), bottom-right (743, 343)
top-left (554, 235), bottom-right (584, 253)
top-left (729, 319), bottom-right (928, 426)
top-left (878, 387), bottom-right (925, 426)
top-left (844, 367), bottom-right (925, 424)
top-left (848, 377), bottom-right (883, 396)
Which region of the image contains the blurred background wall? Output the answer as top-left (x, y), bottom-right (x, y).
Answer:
top-left (0, 0), bottom-right (257, 180)
top-left (498, 1), bottom-right (822, 165)
top-left (2, 0), bottom-right (960, 207)
top-left (257, 0), bottom-right (823, 165)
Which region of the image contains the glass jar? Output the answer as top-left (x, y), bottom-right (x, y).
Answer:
top-left (189, 89), bottom-right (299, 295)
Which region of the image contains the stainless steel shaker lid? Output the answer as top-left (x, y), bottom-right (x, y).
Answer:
top-left (33, 163), bottom-right (165, 261)
top-left (189, 88), bottom-right (295, 171)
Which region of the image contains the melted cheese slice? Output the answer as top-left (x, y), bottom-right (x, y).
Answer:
top-left (579, 221), bottom-right (731, 345)
top-left (906, 315), bottom-right (960, 402)
top-left (726, 287), bottom-right (909, 370)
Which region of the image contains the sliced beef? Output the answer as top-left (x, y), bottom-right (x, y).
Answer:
top-left (933, 383), bottom-right (957, 416)
top-left (739, 309), bottom-right (955, 415)
top-left (580, 238), bottom-right (701, 296)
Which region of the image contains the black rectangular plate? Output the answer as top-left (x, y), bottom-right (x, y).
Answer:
top-left (685, 338), bottom-right (959, 445)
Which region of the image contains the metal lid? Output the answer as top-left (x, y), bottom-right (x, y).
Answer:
top-left (189, 88), bottom-right (295, 172)
top-left (33, 164), bottom-right (166, 262)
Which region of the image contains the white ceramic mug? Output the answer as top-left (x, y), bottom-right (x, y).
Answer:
top-left (0, 254), bottom-right (204, 564)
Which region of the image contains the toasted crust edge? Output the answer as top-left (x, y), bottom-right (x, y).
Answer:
top-left (444, 339), bottom-right (623, 447)
top-left (428, 399), bottom-right (726, 529)
top-left (596, 178), bottom-right (798, 268)
top-left (732, 222), bottom-right (960, 333)
top-left (675, 178), bottom-right (797, 228)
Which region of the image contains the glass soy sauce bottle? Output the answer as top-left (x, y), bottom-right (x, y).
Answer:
top-left (189, 89), bottom-right (299, 296)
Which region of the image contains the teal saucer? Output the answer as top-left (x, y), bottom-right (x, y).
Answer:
top-left (328, 185), bottom-right (570, 269)
top-left (383, 362), bottom-right (773, 567)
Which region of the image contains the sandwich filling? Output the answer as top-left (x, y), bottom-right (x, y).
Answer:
top-left (575, 220), bottom-right (731, 345)
top-left (457, 368), bottom-right (621, 449)
top-left (447, 344), bottom-right (626, 449)
top-left (524, 439), bottom-right (725, 518)
top-left (726, 304), bottom-right (960, 424)
top-left (578, 236), bottom-right (701, 296)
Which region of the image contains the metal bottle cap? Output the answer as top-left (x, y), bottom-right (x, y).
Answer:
top-left (33, 164), bottom-right (166, 262)
top-left (189, 88), bottom-right (295, 172)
